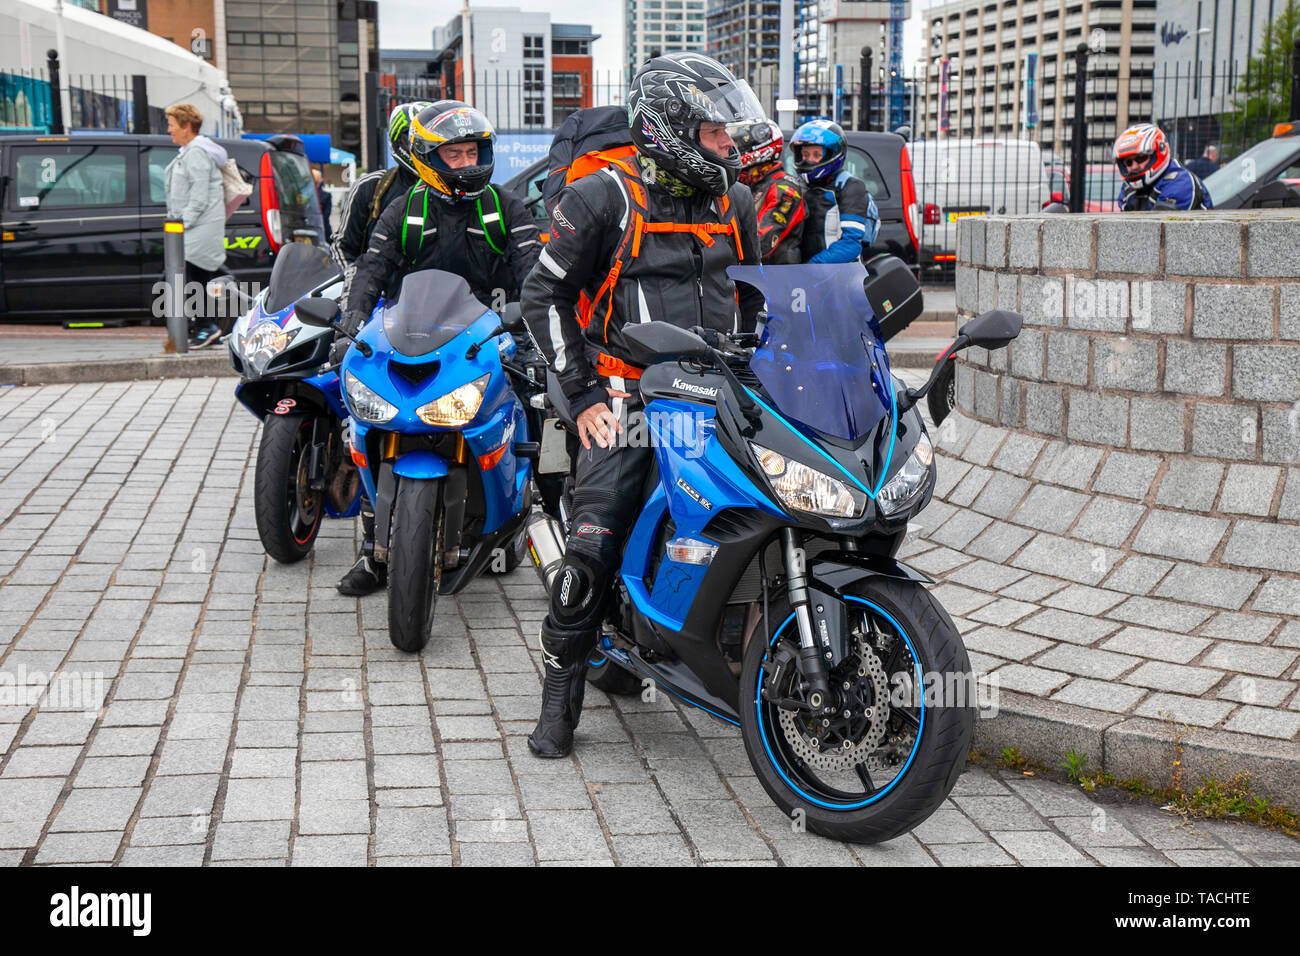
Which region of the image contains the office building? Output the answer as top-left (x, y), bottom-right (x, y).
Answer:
top-left (433, 8), bottom-right (599, 128)
top-left (921, 0), bottom-right (1156, 159)
top-left (221, 0), bottom-right (378, 163)
top-left (627, 0), bottom-right (707, 76)
top-left (797, 2), bottom-right (910, 91)
top-left (708, 0), bottom-right (781, 78)
top-left (86, 0), bottom-right (377, 162)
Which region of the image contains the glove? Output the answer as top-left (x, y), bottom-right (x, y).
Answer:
top-left (690, 326), bottom-right (724, 349)
top-left (339, 309), bottom-right (366, 337)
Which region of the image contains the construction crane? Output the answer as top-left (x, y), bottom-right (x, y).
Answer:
top-left (888, 0), bottom-right (905, 131)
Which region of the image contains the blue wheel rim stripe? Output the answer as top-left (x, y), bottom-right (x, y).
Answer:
top-left (755, 597), bottom-right (925, 810)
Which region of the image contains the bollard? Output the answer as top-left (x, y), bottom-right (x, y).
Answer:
top-left (46, 50), bottom-right (64, 135)
top-left (163, 218), bottom-right (187, 354)
top-left (858, 48), bottom-right (872, 131)
top-left (1292, 37), bottom-right (1300, 123)
top-left (1068, 43), bottom-right (1090, 215)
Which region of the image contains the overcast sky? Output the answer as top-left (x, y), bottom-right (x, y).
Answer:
top-left (377, 1), bottom-right (926, 79)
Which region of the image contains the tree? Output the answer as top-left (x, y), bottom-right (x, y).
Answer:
top-left (1220, 0), bottom-right (1300, 154)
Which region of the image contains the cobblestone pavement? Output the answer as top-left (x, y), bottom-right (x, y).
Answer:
top-left (0, 326), bottom-right (171, 366)
top-left (918, 410), bottom-right (1300, 784)
top-left (0, 378), bottom-right (1297, 866)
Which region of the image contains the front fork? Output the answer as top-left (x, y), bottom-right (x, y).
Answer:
top-left (781, 528), bottom-right (835, 713)
top-left (305, 415), bottom-right (331, 493)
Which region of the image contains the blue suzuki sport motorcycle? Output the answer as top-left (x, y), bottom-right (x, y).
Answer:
top-left (527, 258), bottom-right (1022, 843)
top-left (225, 242), bottom-right (362, 563)
top-left (295, 269), bottom-right (536, 653)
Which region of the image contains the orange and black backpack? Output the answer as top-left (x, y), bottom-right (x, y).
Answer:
top-left (542, 105), bottom-right (638, 216)
top-left (545, 107), bottom-right (747, 381)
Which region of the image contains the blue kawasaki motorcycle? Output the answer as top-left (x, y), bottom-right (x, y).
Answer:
top-left (225, 242), bottom-right (361, 563)
top-left (527, 259), bottom-right (1022, 843)
top-left (296, 269), bottom-right (536, 652)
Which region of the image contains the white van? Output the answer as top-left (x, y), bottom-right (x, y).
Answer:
top-left (907, 139), bottom-right (1048, 271)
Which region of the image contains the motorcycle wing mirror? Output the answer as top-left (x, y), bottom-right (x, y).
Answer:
top-left (897, 309), bottom-right (1024, 413)
top-left (205, 274), bottom-right (254, 308)
top-left (294, 296), bottom-right (341, 329)
top-left (621, 321), bottom-right (712, 366)
top-left (958, 309), bottom-right (1023, 351)
top-left (500, 301), bottom-right (525, 333)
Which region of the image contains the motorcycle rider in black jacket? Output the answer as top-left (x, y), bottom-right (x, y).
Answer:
top-left (333, 101), bottom-right (541, 595)
top-left (331, 101), bottom-right (427, 275)
top-left (520, 53), bottom-right (766, 758)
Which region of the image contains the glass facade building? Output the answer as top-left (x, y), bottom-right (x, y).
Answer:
top-left (223, 0), bottom-right (377, 161)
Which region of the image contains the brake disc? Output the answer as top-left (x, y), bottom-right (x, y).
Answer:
top-left (778, 634), bottom-right (892, 773)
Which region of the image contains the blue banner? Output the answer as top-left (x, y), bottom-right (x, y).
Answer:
top-left (939, 60), bottom-right (950, 133)
top-left (242, 132), bottom-right (333, 164)
top-left (492, 132), bottom-right (552, 183)
top-left (1, 73), bottom-right (53, 132)
top-left (1023, 53), bottom-right (1039, 129)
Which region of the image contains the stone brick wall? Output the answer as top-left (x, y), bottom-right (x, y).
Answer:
top-left (919, 211), bottom-right (1300, 773)
top-left (950, 214), bottom-right (1300, 596)
top-left (956, 212), bottom-right (1300, 467)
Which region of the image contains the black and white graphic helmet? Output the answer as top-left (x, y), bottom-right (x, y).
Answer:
top-left (627, 52), bottom-right (767, 197)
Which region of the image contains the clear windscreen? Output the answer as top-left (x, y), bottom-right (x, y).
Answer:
top-left (264, 242), bottom-right (340, 314)
top-left (381, 269), bottom-right (490, 357)
top-left (729, 263), bottom-right (894, 442)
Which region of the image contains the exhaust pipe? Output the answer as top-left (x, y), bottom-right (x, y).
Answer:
top-left (525, 512), bottom-right (566, 592)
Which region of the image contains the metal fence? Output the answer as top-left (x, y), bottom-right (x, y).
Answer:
top-left (377, 71), bottom-right (629, 135)
top-left (375, 47), bottom-right (1300, 279)
top-left (1, 59), bottom-right (240, 136)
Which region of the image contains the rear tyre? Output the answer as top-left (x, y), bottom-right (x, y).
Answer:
top-left (387, 477), bottom-right (445, 653)
top-left (254, 414), bottom-right (323, 564)
top-left (491, 527), bottom-right (528, 574)
top-left (927, 360), bottom-right (956, 426)
top-left (739, 576), bottom-right (974, 844)
top-left (585, 649), bottom-right (643, 695)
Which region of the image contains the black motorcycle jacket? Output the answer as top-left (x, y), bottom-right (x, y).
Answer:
top-left (521, 163), bottom-right (763, 420)
top-left (331, 166), bottom-right (419, 267)
top-left (345, 184), bottom-right (541, 330)
top-left (749, 165), bottom-right (806, 264)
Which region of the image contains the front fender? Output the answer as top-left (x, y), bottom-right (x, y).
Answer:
top-left (235, 380), bottom-right (335, 421)
top-left (807, 551), bottom-right (933, 598)
top-left (392, 449), bottom-right (449, 480)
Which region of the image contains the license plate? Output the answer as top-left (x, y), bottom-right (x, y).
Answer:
top-left (538, 418), bottom-right (571, 475)
top-left (947, 210), bottom-right (986, 223)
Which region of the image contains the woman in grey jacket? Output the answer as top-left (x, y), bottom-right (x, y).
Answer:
top-left (164, 103), bottom-right (228, 349)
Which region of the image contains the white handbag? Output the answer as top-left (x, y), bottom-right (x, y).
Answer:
top-left (220, 157), bottom-right (253, 219)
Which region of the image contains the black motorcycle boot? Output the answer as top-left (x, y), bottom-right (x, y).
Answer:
top-left (527, 625), bottom-right (597, 759)
top-left (337, 510), bottom-right (386, 596)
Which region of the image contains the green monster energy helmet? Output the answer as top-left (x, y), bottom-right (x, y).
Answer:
top-left (387, 101), bottom-right (430, 175)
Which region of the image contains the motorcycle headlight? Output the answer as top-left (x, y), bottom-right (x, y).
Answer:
top-left (877, 433), bottom-right (934, 517)
top-left (749, 442), bottom-right (865, 518)
top-left (416, 374), bottom-right (490, 427)
top-left (344, 371), bottom-right (397, 423)
top-left (238, 321), bottom-right (298, 366)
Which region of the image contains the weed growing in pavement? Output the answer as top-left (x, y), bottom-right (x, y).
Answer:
top-left (1061, 750), bottom-right (1087, 783)
top-left (969, 745), bottom-right (1299, 837)
top-left (997, 746), bottom-right (1028, 770)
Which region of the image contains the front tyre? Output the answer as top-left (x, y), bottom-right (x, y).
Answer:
top-left (739, 576), bottom-right (974, 844)
top-left (254, 414), bottom-right (323, 564)
top-left (387, 477), bottom-right (445, 653)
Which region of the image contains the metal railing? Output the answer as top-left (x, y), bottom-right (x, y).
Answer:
top-left (1, 55), bottom-right (240, 136)
top-left (371, 43), bottom-right (1300, 280)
